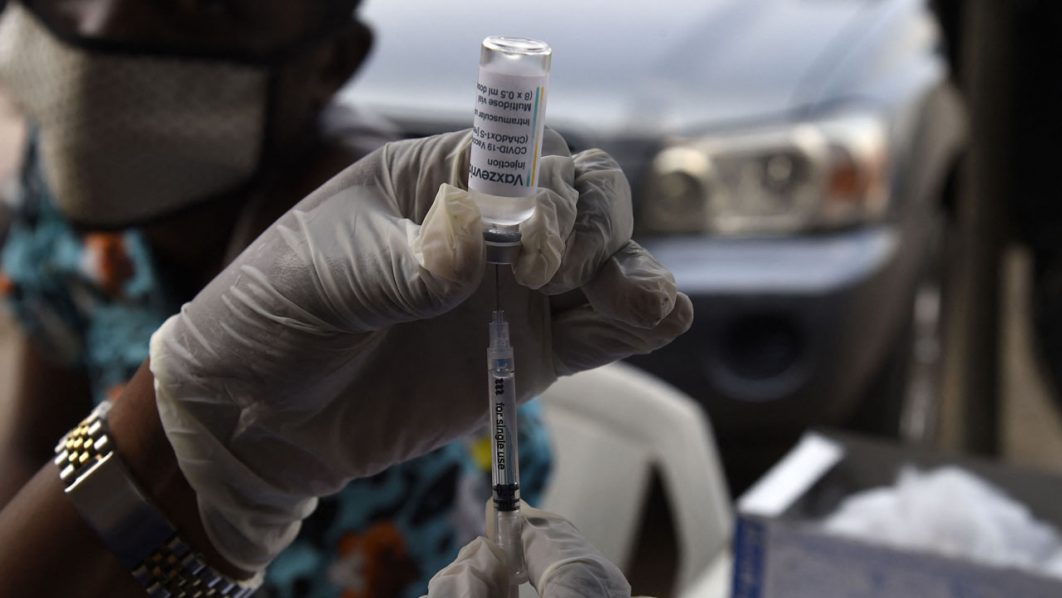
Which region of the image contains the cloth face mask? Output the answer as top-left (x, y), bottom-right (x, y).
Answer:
top-left (0, 3), bottom-right (270, 227)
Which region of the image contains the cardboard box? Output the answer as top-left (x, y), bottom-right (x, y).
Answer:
top-left (732, 432), bottom-right (1062, 598)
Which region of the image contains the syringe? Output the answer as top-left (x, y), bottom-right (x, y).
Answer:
top-left (487, 302), bottom-right (527, 589)
top-left (467, 35), bottom-right (551, 593)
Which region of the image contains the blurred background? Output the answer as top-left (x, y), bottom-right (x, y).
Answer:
top-left (341, 2), bottom-right (1062, 593)
top-left (2, 0), bottom-right (1062, 597)
top-left (323, 0), bottom-right (1062, 491)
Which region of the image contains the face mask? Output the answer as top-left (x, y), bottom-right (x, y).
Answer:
top-left (0, 3), bottom-right (271, 228)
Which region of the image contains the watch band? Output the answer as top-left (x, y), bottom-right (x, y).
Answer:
top-left (55, 403), bottom-right (257, 597)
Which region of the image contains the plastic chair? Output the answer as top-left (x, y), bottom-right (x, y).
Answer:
top-left (537, 362), bottom-right (733, 595)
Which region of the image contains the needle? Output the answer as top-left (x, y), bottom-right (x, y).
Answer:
top-left (494, 264), bottom-right (501, 311)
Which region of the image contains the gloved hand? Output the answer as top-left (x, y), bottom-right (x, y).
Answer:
top-left (150, 130), bottom-right (692, 573)
top-left (424, 503), bottom-right (632, 598)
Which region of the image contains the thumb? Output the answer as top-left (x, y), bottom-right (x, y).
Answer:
top-left (261, 182), bottom-right (485, 332)
top-left (405, 183), bottom-right (486, 318)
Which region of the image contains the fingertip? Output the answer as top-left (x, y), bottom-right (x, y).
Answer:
top-left (514, 185), bottom-right (575, 289)
top-left (572, 147), bottom-right (624, 175)
top-left (542, 127), bottom-right (572, 157)
top-left (537, 151), bottom-right (633, 295)
top-left (583, 243), bottom-right (679, 329)
top-left (447, 131), bottom-right (474, 190)
top-left (426, 536), bottom-right (509, 597)
top-left (537, 154), bottom-right (576, 193)
top-left (415, 184), bottom-right (485, 294)
top-left (665, 292), bottom-right (695, 337)
top-left (636, 271), bottom-right (679, 328)
top-left (466, 535), bottom-right (507, 563)
top-left (551, 281), bottom-right (692, 378)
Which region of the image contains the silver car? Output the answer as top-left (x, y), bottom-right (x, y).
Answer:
top-left (343, 0), bottom-right (966, 490)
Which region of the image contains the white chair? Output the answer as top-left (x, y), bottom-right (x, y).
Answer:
top-left (536, 362), bottom-right (733, 596)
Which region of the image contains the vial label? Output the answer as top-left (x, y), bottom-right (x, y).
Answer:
top-left (469, 69), bottom-right (548, 198)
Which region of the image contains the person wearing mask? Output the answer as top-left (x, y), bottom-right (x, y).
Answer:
top-left (0, 0), bottom-right (560, 595)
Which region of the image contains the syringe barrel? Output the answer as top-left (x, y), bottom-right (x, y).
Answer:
top-left (469, 36), bottom-right (551, 254)
top-left (495, 508), bottom-right (529, 586)
top-left (489, 370), bottom-right (521, 493)
top-left (487, 311), bottom-right (521, 501)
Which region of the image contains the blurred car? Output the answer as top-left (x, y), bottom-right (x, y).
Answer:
top-left (343, 0), bottom-right (966, 490)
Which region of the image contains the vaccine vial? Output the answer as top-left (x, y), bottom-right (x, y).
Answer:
top-left (468, 36), bottom-right (551, 263)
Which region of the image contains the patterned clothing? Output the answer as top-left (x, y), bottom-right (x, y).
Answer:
top-left (0, 136), bottom-right (552, 598)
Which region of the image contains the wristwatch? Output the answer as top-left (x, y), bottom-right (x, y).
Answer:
top-left (55, 402), bottom-right (258, 597)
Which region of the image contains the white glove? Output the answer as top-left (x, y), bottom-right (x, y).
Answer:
top-left (521, 505), bottom-right (632, 597)
top-left (423, 537), bottom-right (511, 597)
top-left (424, 504), bottom-right (632, 598)
top-left (150, 130), bottom-right (692, 572)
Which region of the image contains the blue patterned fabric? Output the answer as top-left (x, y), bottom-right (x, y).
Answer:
top-left (0, 137), bottom-right (552, 598)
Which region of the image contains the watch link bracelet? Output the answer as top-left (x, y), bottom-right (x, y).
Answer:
top-left (54, 402), bottom-right (258, 597)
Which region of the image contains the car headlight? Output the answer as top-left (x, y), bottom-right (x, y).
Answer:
top-left (641, 112), bottom-right (889, 235)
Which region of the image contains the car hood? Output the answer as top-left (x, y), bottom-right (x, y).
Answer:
top-left (347, 0), bottom-right (872, 137)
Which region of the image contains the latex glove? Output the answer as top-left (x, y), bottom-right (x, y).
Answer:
top-left (150, 130), bottom-right (692, 572)
top-left (521, 505), bottom-right (632, 597)
top-left (424, 504), bottom-right (631, 598)
top-left (423, 537), bottom-right (511, 597)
